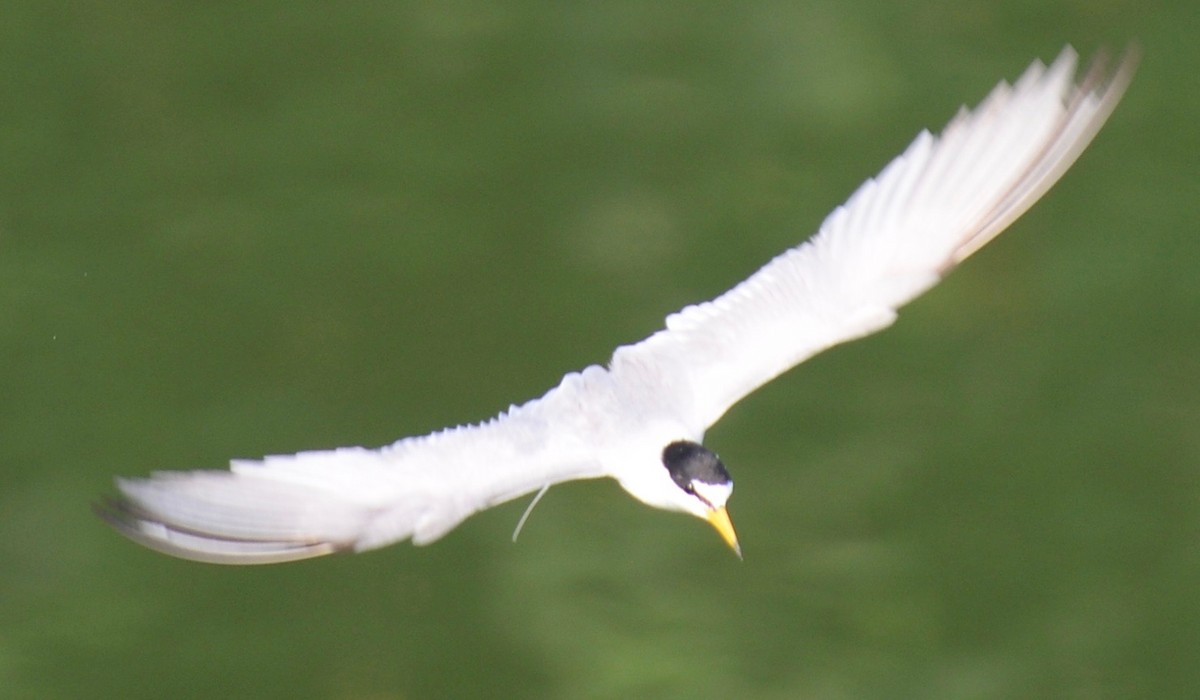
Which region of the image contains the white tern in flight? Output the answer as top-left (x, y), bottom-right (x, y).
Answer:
top-left (101, 47), bottom-right (1136, 564)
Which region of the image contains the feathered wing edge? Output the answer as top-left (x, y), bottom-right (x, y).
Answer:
top-left (95, 490), bottom-right (344, 564)
top-left (614, 46), bottom-right (1137, 433)
top-left (949, 47), bottom-right (1137, 265)
top-left (97, 456), bottom-right (390, 564)
top-left (100, 366), bottom-right (613, 564)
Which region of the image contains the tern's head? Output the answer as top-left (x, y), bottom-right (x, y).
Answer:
top-left (662, 441), bottom-right (739, 555)
top-left (625, 439), bottom-right (741, 557)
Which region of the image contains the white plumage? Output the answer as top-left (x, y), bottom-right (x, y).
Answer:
top-left (103, 46), bottom-right (1136, 564)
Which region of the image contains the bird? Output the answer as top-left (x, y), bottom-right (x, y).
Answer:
top-left (100, 46), bottom-right (1136, 564)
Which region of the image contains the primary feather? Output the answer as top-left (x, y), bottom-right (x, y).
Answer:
top-left (102, 46), bottom-right (1135, 564)
top-left (620, 47), bottom-right (1135, 433)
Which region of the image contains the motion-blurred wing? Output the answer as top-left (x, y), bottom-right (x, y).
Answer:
top-left (101, 366), bottom-right (616, 563)
top-left (613, 47), bottom-right (1135, 433)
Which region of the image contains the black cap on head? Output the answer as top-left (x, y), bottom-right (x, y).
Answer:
top-left (662, 440), bottom-right (732, 492)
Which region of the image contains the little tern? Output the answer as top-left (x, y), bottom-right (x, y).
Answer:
top-left (101, 47), bottom-right (1135, 564)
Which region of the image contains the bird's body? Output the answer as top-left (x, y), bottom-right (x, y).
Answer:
top-left (103, 47), bottom-right (1136, 564)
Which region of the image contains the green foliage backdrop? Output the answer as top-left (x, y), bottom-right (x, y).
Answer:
top-left (1, 3), bottom-right (1196, 698)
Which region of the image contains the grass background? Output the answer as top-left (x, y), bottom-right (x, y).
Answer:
top-left (1, 2), bottom-right (1197, 698)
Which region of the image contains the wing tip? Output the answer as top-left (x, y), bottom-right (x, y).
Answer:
top-left (95, 490), bottom-right (350, 566)
top-left (1092, 42), bottom-right (1140, 103)
top-left (940, 44), bottom-right (1138, 270)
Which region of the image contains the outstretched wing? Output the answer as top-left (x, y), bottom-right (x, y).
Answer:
top-left (611, 47), bottom-right (1135, 434)
top-left (104, 47), bottom-right (1135, 565)
top-left (101, 365), bottom-right (619, 563)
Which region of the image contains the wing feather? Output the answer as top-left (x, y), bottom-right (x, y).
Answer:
top-left (104, 365), bottom-right (616, 563)
top-left (614, 47), bottom-right (1135, 432)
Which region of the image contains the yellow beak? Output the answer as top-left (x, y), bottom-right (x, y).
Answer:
top-left (706, 506), bottom-right (742, 559)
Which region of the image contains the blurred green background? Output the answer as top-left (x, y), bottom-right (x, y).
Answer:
top-left (1, 2), bottom-right (1196, 698)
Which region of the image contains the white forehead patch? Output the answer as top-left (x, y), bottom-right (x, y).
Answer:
top-left (690, 480), bottom-right (733, 508)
